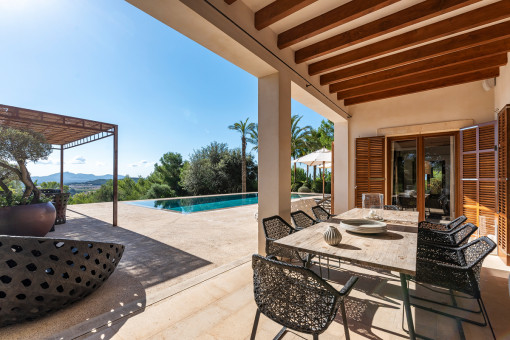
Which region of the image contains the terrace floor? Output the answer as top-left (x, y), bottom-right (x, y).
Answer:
top-left (1, 201), bottom-right (509, 339)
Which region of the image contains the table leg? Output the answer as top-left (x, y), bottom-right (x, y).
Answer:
top-left (400, 273), bottom-right (416, 340)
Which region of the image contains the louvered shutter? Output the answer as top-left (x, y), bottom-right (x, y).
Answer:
top-left (498, 107), bottom-right (509, 265)
top-left (355, 137), bottom-right (385, 207)
top-left (460, 122), bottom-right (498, 236)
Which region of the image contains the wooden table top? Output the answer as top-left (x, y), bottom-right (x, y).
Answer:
top-left (332, 208), bottom-right (419, 226)
top-left (275, 210), bottom-right (418, 275)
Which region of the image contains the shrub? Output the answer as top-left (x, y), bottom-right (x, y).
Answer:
top-left (291, 182), bottom-right (302, 192)
top-left (298, 185), bottom-right (311, 193)
top-left (145, 184), bottom-right (175, 199)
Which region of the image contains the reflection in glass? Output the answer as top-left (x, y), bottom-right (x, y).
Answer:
top-left (424, 136), bottom-right (455, 222)
top-left (391, 140), bottom-right (417, 211)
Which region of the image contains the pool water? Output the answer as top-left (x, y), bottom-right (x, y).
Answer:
top-left (127, 193), bottom-right (316, 214)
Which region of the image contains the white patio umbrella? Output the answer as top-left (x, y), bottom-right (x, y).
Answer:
top-left (294, 148), bottom-right (331, 198)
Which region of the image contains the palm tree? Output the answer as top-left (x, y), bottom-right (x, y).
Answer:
top-left (291, 115), bottom-right (311, 183)
top-left (229, 118), bottom-right (255, 192)
top-left (247, 123), bottom-right (258, 151)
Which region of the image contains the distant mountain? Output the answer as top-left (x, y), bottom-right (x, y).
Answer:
top-left (33, 172), bottom-right (125, 185)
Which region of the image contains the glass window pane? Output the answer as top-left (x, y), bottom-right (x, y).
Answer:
top-left (391, 140), bottom-right (417, 211)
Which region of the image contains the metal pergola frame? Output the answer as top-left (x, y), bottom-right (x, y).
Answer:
top-left (0, 104), bottom-right (119, 226)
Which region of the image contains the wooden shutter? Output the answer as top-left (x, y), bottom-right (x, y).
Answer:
top-left (460, 121), bottom-right (498, 236)
top-left (355, 137), bottom-right (385, 207)
top-left (498, 107), bottom-right (510, 265)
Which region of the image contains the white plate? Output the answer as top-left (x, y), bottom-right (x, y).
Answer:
top-left (340, 219), bottom-right (387, 234)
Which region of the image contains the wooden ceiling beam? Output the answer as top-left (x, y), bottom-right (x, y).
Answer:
top-left (295, 0), bottom-right (479, 64)
top-left (343, 68), bottom-right (500, 106)
top-left (320, 19), bottom-right (510, 85)
top-left (310, 1), bottom-right (510, 76)
top-left (277, 0), bottom-right (398, 49)
top-left (337, 54), bottom-right (507, 99)
top-left (255, 0), bottom-right (317, 30)
top-left (329, 39), bottom-right (510, 93)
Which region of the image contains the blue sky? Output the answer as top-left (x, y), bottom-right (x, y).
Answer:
top-left (0, 0), bottom-right (325, 177)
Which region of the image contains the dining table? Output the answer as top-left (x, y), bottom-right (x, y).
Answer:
top-left (274, 208), bottom-right (419, 340)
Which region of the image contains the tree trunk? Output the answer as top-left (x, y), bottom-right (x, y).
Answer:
top-left (0, 177), bottom-right (13, 203)
top-left (17, 161), bottom-right (40, 203)
top-left (293, 162), bottom-right (296, 183)
top-left (306, 165), bottom-right (309, 179)
top-left (242, 136), bottom-right (247, 192)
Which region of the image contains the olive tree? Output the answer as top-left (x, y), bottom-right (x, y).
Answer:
top-left (0, 127), bottom-right (52, 203)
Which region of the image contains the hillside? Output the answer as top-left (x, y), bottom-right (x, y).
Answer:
top-left (33, 172), bottom-right (125, 185)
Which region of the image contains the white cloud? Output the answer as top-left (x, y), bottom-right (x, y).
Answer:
top-left (96, 161), bottom-right (105, 167)
top-left (38, 157), bottom-right (59, 165)
top-left (129, 160), bottom-right (151, 168)
top-left (70, 156), bottom-right (86, 164)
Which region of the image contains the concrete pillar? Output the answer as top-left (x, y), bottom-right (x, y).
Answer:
top-left (333, 120), bottom-right (349, 214)
top-left (258, 72), bottom-right (291, 254)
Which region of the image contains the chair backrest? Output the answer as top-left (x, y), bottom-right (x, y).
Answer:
top-left (312, 205), bottom-right (331, 222)
top-left (384, 205), bottom-right (399, 210)
top-left (252, 254), bottom-right (341, 335)
top-left (291, 210), bottom-right (316, 229)
top-left (291, 198), bottom-right (317, 218)
top-left (447, 215), bottom-right (467, 230)
top-left (262, 215), bottom-right (295, 241)
top-left (451, 223), bottom-right (477, 246)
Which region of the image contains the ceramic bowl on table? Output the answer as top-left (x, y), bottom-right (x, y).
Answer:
top-left (340, 219), bottom-right (387, 234)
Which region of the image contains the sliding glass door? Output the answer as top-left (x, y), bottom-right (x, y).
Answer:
top-left (389, 133), bottom-right (457, 222)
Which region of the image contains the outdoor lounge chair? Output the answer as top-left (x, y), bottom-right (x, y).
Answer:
top-left (290, 210), bottom-right (318, 230)
top-left (311, 205), bottom-right (332, 222)
top-left (411, 237), bottom-right (496, 338)
top-left (418, 215), bottom-right (467, 231)
top-left (0, 235), bottom-right (124, 327)
top-left (262, 215), bottom-right (307, 266)
top-left (251, 254), bottom-right (358, 340)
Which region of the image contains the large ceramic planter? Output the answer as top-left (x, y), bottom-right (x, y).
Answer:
top-left (0, 202), bottom-right (56, 236)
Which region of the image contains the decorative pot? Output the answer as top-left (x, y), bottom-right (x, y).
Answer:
top-left (0, 202), bottom-right (56, 236)
top-left (323, 225), bottom-right (342, 246)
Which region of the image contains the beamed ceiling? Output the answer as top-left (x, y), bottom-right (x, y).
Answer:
top-left (225, 0), bottom-right (510, 105)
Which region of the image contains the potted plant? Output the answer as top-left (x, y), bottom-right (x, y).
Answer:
top-left (0, 127), bottom-right (56, 236)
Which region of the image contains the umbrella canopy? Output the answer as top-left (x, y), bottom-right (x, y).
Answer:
top-left (294, 148), bottom-right (331, 166)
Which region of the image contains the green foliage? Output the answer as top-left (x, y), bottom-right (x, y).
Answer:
top-left (291, 115), bottom-right (312, 159)
top-left (180, 142), bottom-right (257, 195)
top-left (298, 185), bottom-right (311, 193)
top-left (151, 152), bottom-right (184, 195)
top-left (145, 183), bottom-right (175, 199)
top-left (0, 192), bottom-right (51, 207)
top-left (39, 181), bottom-right (70, 193)
top-left (291, 182), bottom-right (302, 192)
top-left (317, 120), bottom-right (334, 149)
top-left (290, 167), bottom-right (307, 184)
top-left (246, 123), bottom-right (258, 151)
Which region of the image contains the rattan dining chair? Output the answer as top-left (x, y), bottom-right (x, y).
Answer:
top-left (291, 210), bottom-right (318, 230)
top-left (311, 205), bottom-right (332, 222)
top-left (251, 254), bottom-right (358, 340)
top-left (262, 215), bottom-right (307, 266)
top-left (418, 222), bottom-right (477, 249)
top-left (418, 215), bottom-right (467, 231)
top-left (384, 205), bottom-right (400, 210)
top-left (412, 236), bottom-right (496, 338)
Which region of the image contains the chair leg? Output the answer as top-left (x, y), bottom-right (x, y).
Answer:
top-left (273, 326), bottom-right (287, 340)
top-left (340, 300), bottom-right (350, 340)
top-left (479, 297), bottom-right (496, 340)
top-left (250, 310), bottom-right (261, 340)
top-left (313, 334), bottom-right (319, 340)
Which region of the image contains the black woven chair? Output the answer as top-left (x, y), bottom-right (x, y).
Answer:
top-left (411, 237), bottom-right (496, 338)
top-left (262, 215), bottom-right (307, 266)
top-left (418, 223), bottom-right (477, 249)
top-left (384, 205), bottom-right (400, 210)
top-left (311, 205), bottom-right (332, 222)
top-left (290, 210), bottom-right (318, 230)
top-left (251, 254), bottom-right (358, 340)
top-left (418, 215), bottom-right (467, 231)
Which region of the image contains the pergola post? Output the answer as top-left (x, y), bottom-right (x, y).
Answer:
top-left (60, 145), bottom-right (64, 193)
top-left (113, 126), bottom-right (118, 226)
top-left (257, 72), bottom-right (291, 254)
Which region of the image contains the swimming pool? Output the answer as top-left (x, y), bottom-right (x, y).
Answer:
top-left (127, 193), bottom-right (318, 214)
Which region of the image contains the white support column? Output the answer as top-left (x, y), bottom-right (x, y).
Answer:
top-left (334, 120), bottom-right (349, 214)
top-left (258, 72), bottom-right (291, 254)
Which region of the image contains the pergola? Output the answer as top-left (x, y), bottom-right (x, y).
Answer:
top-left (0, 104), bottom-right (119, 226)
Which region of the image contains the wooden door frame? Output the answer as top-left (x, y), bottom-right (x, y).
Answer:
top-left (386, 131), bottom-right (460, 221)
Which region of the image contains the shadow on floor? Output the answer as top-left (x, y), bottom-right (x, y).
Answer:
top-left (0, 211), bottom-right (212, 339)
